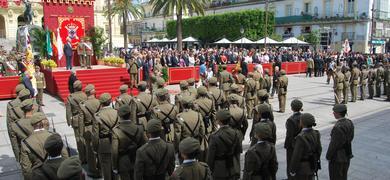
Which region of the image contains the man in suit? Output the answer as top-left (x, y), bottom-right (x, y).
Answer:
top-left (64, 38), bottom-right (73, 70)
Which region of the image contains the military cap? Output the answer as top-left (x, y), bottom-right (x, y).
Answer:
top-left (44, 133), bottom-right (63, 150)
top-left (258, 103), bottom-right (271, 113)
top-left (362, 65), bottom-right (367, 69)
top-left (254, 122), bottom-right (271, 137)
top-left (57, 156), bottom-right (82, 179)
top-left (197, 86), bottom-right (208, 95)
top-left (138, 81), bottom-right (147, 88)
top-left (280, 70), bottom-right (286, 75)
top-left (19, 89), bottom-right (30, 97)
top-left (15, 84), bottom-right (25, 94)
top-left (84, 84), bottom-right (95, 93)
top-left (187, 78), bottom-right (195, 84)
top-left (300, 113), bottom-right (316, 126)
top-left (31, 112), bottom-right (46, 125)
top-left (227, 94), bottom-right (239, 102)
top-left (181, 96), bottom-right (194, 105)
top-left (119, 85), bottom-right (128, 92)
top-left (146, 119), bottom-right (162, 133)
top-left (291, 99), bottom-right (303, 111)
top-left (156, 88), bottom-right (168, 97)
top-left (352, 62), bottom-right (358, 67)
top-left (216, 109), bottom-right (231, 122)
top-left (209, 77), bottom-right (218, 85)
top-left (333, 104), bottom-right (347, 113)
top-left (99, 93), bottom-right (112, 103)
top-left (118, 105), bottom-right (131, 118)
top-left (257, 89), bottom-right (268, 98)
top-left (179, 137), bottom-right (200, 154)
top-left (248, 72), bottom-right (254, 77)
top-left (157, 78), bottom-right (166, 86)
top-left (20, 99), bottom-right (33, 109)
top-left (230, 83), bottom-right (239, 91)
top-left (73, 80), bottom-right (82, 90)
top-left (180, 80), bottom-right (189, 88)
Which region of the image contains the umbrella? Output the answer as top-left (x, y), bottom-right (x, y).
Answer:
top-left (183, 36), bottom-right (199, 42)
top-left (255, 37), bottom-right (280, 44)
top-left (214, 38), bottom-right (232, 44)
top-left (281, 37), bottom-right (309, 45)
top-left (232, 37), bottom-right (254, 44)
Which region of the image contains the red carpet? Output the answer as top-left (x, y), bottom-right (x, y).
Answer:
top-left (43, 66), bottom-right (138, 102)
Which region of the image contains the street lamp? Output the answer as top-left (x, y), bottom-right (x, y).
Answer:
top-left (240, 26), bottom-right (244, 49)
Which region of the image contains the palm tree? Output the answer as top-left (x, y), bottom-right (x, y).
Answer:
top-left (149, 0), bottom-right (210, 51)
top-left (105, 0), bottom-right (144, 50)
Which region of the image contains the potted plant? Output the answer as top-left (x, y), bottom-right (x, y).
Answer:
top-left (87, 27), bottom-right (107, 65)
top-left (47, 59), bottom-right (57, 70)
top-left (41, 59), bottom-right (48, 69)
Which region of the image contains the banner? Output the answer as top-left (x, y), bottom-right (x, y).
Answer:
top-left (58, 17), bottom-right (85, 49)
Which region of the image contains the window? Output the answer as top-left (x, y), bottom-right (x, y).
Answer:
top-left (325, 0), bottom-right (331, 17)
top-left (304, 2), bottom-right (312, 14)
top-left (348, 0), bottom-right (355, 15)
top-left (286, 4), bottom-right (293, 16)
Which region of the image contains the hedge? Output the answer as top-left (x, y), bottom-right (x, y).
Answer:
top-left (166, 9), bottom-right (275, 43)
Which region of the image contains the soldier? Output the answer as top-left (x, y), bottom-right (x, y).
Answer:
top-left (375, 63), bottom-right (385, 97)
top-left (263, 69), bottom-right (272, 93)
top-left (253, 89), bottom-right (274, 122)
top-left (8, 88), bottom-right (31, 133)
top-left (243, 123), bottom-right (278, 180)
top-left (177, 96), bottom-right (206, 161)
top-left (327, 59), bottom-right (336, 84)
top-left (250, 104), bottom-right (276, 146)
top-left (134, 119), bottom-right (176, 179)
top-left (229, 84), bottom-right (245, 109)
top-left (271, 66), bottom-right (280, 98)
top-left (334, 66), bottom-right (345, 104)
top-left (253, 66), bottom-right (263, 91)
top-left (234, 68), bottom-right (246, 89)
top-left (367, 65), bottom-right (376, 99)
top-left (9, 99), bottom-right (34, 162)
top-left (342, 66), bottom-right (351, 104)
top-left (57, 156), bottom-right (83, 180)
top-left (175, 80), bottom-right (192, 112)
top-left (326, 104), bottom-right (354, 180)
top-left (277, 70), bottom-right (288, 113)
top-left (94, 93), bottom-right (118, 180)
top-left (219, 65), bottom-right (234, 97)
top-left (79, 84), bottom-right (101, 178)
top-left (7, 84), bottom-right (26, 132)
top-left (111, 105), bottom-right (147, 180)
top-left (385, 64), bottom-right (390, 101)
top-left (360, 65), bottom-right (369, 100)
top-left (129, 57), bottom-right (139, 89)
top-left (187, 78), bottom-right (198, 98)
top-left (134, 81), bottom-right (158, 128)
top-left (207, 110), bottom-right (241, 180)
top-left (34, 66), bottom-right (46, 106)
top-left (20, 112), bottom-right (68, 179)
top-left (151, 89), bottom-right (180, 148)
top-left (244, 72), bottom-right (257, 119)
top-left (194, 86), bottom-right (215, 135)
top-left (85, 39), bottom-right (93, 69)
top-left (114, 84), bottom-right (132, 110)
top-left (77, 38), bottom-right (86, 68)
top-left (289, 113), bottom-right (322, 180)
top-left (65, 80), bottom-right (87, 163)
top-left (227, 94), bottom-right (248, 143)
top-left (208, 77), bottom-right (226, 110)
top-left (284, 99), bottom-right (303, 180)
top-left (170, 137), bottom-right (212, 180)
top-left (31, 133), bottom-right (66, 180)
top-left (350, 63), bottom-right (361, 102)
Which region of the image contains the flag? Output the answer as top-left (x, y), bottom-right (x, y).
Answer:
top-left (0, 0), bottom-right (8, 8)
top-left (51, 31), bottom-right (58, 60)
top-left (56, 28), bottom-right (64, 61)
top-left (14, 0), bottom-right (21, 6)
top-left (46, 30), bottom-right (53, 58)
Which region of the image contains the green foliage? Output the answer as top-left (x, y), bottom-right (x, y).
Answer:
top-left (87, 27), bottom-right (107, 59)
top-left (270, 33), bottom-right (282, 41)
top-left (149, 0), bottom-right (210, 17)
top-left (304, 30), bottom-right (320, 45)
top-left (31, 28), bottom-right (49, 58)
top-left (166, 9), bottom-right (275, 43)
top-left (297, 34), bottom-right (305, 41)
top-left (162, 67), bottom-right (168, 82)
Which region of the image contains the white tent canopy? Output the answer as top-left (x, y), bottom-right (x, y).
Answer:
top-left (281, 37), bottom-right (309, 45)
top-left (159, 38), bottom-right (170, 42)
top-left (169, 37), bottom-right (177, 42)
top-left (182, 36), bottom-right (199, 42)
top-left (214, 38), bottom-right (232, 44)
top-left (232, 37), bottom-right (254, 44)
top-left (146, 38), bottom-right (159, 43)
top-left (255, 37), bottom-right (280, 44)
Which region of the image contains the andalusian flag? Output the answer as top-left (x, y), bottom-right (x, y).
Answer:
top-left (46, 30), bottom-right (53, 58)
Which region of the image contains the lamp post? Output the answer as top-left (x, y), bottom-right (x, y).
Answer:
top-left (240, 26), bottom-right (244, 49)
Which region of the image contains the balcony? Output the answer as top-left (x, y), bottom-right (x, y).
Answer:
top-left (276, 15), bottom-right (313, 25)
top-left (276, 14), bottom-right (368, 26)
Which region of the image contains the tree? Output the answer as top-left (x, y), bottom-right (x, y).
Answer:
top-left (87, 27), bottom-right (107, 60)
top-left (105, 0), bottom-right (143, 50)
top-left (270, 33), bottom-right (282, 42)
top-left (149, 0), bottom-right (210, 51)
top-left (31, 28), bottom-right (48, 58)
top-left (305, 30), bottom-right (320, 48)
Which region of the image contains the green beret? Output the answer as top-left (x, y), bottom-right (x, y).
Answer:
top-left (291, 99), bottom-right (303, 111)
top-left (180, 80), bottom-right (188, 88)
top-left (31, 112), bottom-right (46, 125)
top-left (280, 70), bottom-right (286, 75)
top-left (333, 104), bottom-right (347, 113)
top-left (157, 78), bottom-right (165, 86)
top-left (15, 84), bottom-right (26, 94)
top-left (227, 94), bottom-right (239, 103)
top-left (118, 105), bottom-right (131, 118)
top-left (230, 84), bottom-right (239, 91)
top-left (181, 96), bottom-right (193, 105)
top-left (99, 93), bottom-right (112, 103)
top-left (20, 99), bottom-right (33, 109)
top-left (257, 103), bottom-right (271, 113)
top-left (216, 109), bottom-right (231, 122)
top-left (138, 81), bottom-right (147, 88)
top-left (57, 156), bottom-right (82, 179)
top-left (197, 86), bottom-right (208, 95)
top-left (156, 88), bottom-right (168, 97)
top-left (19, 89), bottom-right (30, 97)
top-left (44, 133), bottom-right (63, 150)
top-left (73, 80), bottom-right (82, 90)
top-left (254, 122), bottom-right (271, 137)
top-left (146, 119), bottom-right (162, 133)
top-left (179, 137), bottom-right (200, 154)
top-left (187, 78), bottom-right (195, 84)
top-left (209, 77), bottom-right (218, 85)
top-left (257, 90), bottom-right (268, 98)
top-left (84, 84), bottom-right (95, 93)
top-left (120, 85), bottom-right (128, 92)
top-left (300, 113), bottom-right (316, 126)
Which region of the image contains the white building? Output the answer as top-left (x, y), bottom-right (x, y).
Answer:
top-left (129, 0), bottom-right (390, 53)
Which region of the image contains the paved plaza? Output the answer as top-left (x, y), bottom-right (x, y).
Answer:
top-left (0, 74), bottom-right (389, 179)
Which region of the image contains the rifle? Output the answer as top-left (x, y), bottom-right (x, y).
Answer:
top-left (64, 135), bottom-right (71, 156)
top-left (51, 117), bottom-right (56, 132)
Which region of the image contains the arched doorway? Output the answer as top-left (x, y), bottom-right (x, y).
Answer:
top-left (17, 15), bottom-right (25, 27)
top-left (0, 15), bottom-right (5, 38)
